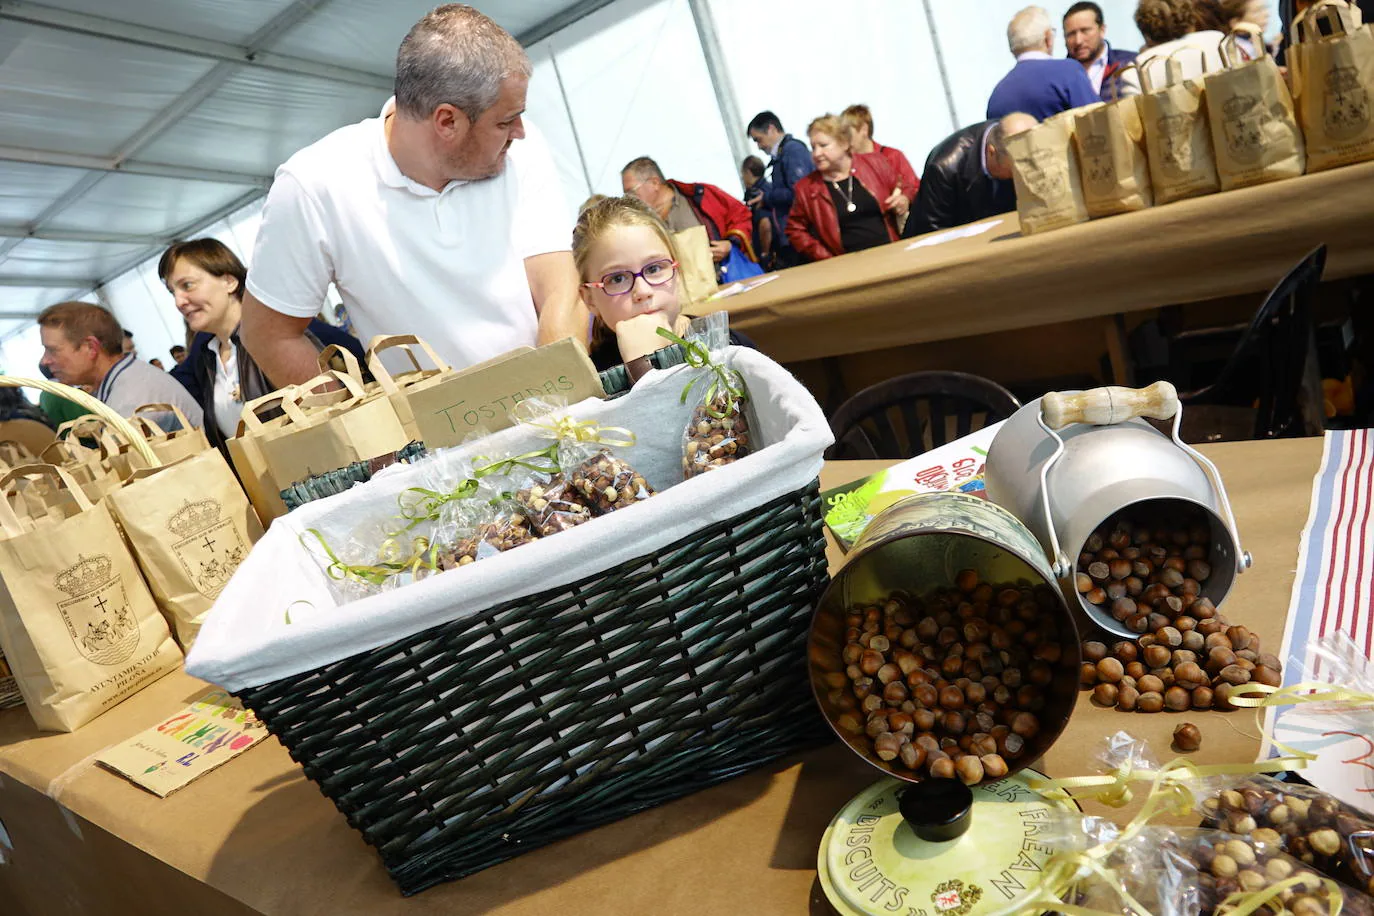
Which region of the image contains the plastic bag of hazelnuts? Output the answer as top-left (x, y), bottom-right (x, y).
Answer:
top-left (673, 312), bottom-right (753, 480)
top-left (1193, 774), bottom-right (1374, 898)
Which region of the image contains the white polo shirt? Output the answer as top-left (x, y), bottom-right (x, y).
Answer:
top-left (246, 100), bottom-right (571, 370)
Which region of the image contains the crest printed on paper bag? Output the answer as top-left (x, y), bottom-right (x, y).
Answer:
top-left (1221, 95), bottom-right (1265, 163)
top-left (1157, 114), bottom-right (1194, 174)
top-left (1021, 150), bottom-right (1067, 201)
top-left (1080, 132), bottom-right (1113, 189)
top-left (1323, 66), bottom-right (1370, 140)
top-left (167, 498), bottom-right (245, 599)
top-left (55, 554), bottom-right (139, 665)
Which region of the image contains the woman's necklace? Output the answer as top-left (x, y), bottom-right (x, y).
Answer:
top-left (829, 173), bottom-right (857, 213)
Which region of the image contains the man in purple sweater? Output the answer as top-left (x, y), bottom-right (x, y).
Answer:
top-left (987, 6), bottom-right (1099, 121)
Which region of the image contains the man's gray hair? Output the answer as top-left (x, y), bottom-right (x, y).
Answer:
top-left (395, 4), bottom-right (532, 121)
top-left (621, 156), bottom-right (665, 182)
top-left (1007, 6), bottom-right (1053, 54)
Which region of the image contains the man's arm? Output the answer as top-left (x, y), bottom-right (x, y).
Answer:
top-left (524, 251), bottom-right (588, 349)
top-left (240, 291), bottom-right (324, 387)
top-left (905, 164), bottom-right (957, 238)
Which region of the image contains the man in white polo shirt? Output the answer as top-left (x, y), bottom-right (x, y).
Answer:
top-left (241, 4), bottom-right (585, 385)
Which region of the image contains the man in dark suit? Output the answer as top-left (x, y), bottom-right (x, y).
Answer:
top-left (1064, 2), bottom-right (1138, 100)
top-left (903, 113), bottom-right (1038, 238)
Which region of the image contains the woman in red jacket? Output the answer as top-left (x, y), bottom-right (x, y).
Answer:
top-left (785, 114), bottom-right (902, 262)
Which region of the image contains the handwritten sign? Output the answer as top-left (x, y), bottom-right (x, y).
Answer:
top-left (97, 689), bottom-right (267, 797)
top-left (407, 338), bottom-right (605, 448)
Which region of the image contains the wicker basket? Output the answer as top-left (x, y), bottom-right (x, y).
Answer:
top-left (234, 477), bottom-right (830, 895)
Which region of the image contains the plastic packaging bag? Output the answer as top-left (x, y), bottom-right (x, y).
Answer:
top-left (568, 449), bottom-right (654, 515)
top-left (1194, 773), bottom-right (1374, 897)
top-left (676, 312), bottom-right (753, 479)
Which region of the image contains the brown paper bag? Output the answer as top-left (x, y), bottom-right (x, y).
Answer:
top-left (672, 225), bottom-right (719, 304)
top-left (1140, 48), bottom-right (1222, 203)
top-left (228, 391), bottom-right (295, 526)
top-left (1206, 24), bottom-right (1307, 190)
top-left (129, 403), bottom-right (210, 465)
top-left (1290, 0), bottom-right (1374, 172)
top-left (60, 415), bottom-right (152, 482)
top-left (39, 437), bottom-right (122, 503)
top-left (1075, 70), bottom-right (1155, 216)
top-left (366, 335), bottom-right (454, 441)
top-left (256, 370), bottom-right (411, 488)
top-left (1006, 111), bottom-right (1091, 235)
top-left (0, 441), bottom-right (33, 466)
top-left (0, 464), bottom-right (181, 732)
top-left (106, 450), bottom-right (263, 652)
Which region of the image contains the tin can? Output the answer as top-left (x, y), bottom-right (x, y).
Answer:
top-left (807, 491), bottom-right (1081, 784)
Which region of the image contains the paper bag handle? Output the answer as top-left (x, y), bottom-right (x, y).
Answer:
top-left (279, 371), bottom-right (367, 426)
top-left (58, 416), bottom-right (124, 459)
top-left (132, 402), bottom-right (192, 435)
top-left (1292, 0), bottom-right (1360, 45)
top-left (1108, 62), bottom-right (1140, 101)
top-left (366, 334), bottom-right (451, 396)
top-left (317, 344), bottom-right (365, 384)
top-left (0, 463), bottom-right (95, 513)
top-left (39, 439), bottom-right (84, 466)
top-left (128, 415), bottom-right (170, 442)
top-left (238, 391), bottom-right (293, 434)
top-left (1220, 23), bottom-right (1268, 69)
top-left (1140, 47), bottom-right (1209, 92)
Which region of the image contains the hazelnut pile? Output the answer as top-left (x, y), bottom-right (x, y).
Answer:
top-left (1201, 780), bottom-right (1374, 897)
top-left (1185, 832), bottom-right (1371, 916)
top-left (1076, 514), bottom-right (1281, 719)
top-left (1076, 512), bottom-right (1215, 633)
top-left (683, 393), bottom-right (751, 479)
top-left (828, 571), bottom-right (1072, 786)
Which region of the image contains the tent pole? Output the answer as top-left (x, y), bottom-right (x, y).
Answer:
top-left (549, 48), bottom-right (596, 199)
top-left (921, 0), bottom-right (962, 131)
top-left (686, 0), bottom-right (749, 170)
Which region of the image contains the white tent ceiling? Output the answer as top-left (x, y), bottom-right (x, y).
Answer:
top-left (0, 0), bottom-right (613, 336)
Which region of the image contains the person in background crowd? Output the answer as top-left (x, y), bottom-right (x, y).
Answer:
top-left (621, 157), bottom-right (758, 275)
top-left (122, 329), bottom-right (136, 356)
top-left (746, 111), bottom-right (815, 268)
top-left (740, 156), bottom-right (776, 270)
top-left (162, 238), bottom-right (365, 453)
top-left (0, 386), bottom-right (55, 429)
top-left (1119, 0), bottom-right (1226, 94)
top-left (240, 5), bottom-right (585, 387)
top-left (1063, 2), bottom-right (1138, 99)
top-left (786, 114), bottom-right (901, 262)
top-left (170, 345), bottom-right (187, 365)
top-left (572, 196), bottom-right (752, 376)
top-left (841, 105), bottom-right (920, 229)
top-left (988, 6), bottom-right (1099, 120)
top-left (149, 358), bottom-right (165, 370)
top-left (37, 302), bottom-right (203, 432)
top-left (905, 112), bottom-right (1038, 238)
top-left (36, 362), bottom-right (89, 427)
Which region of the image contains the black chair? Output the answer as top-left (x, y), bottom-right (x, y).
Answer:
top-left (827, 371), bottom-right (1021, 460)
top-left (1178, 245), bottom-right (1327, 442)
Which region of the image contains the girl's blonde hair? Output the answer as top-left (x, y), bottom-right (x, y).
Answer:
top-left (807, 114), bottom-right (852, 150)
top-left (571, 195), bottom-right (679, 280)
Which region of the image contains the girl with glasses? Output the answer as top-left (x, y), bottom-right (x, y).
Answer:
top-left (573, 196), bottom-right (752, 381)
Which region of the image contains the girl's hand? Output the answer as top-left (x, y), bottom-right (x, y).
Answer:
top-left (615, 312), bottom-right (675, 365)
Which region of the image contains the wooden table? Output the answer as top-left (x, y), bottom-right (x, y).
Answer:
top-left (690, 162), bottom-right (1374, 392)
top-left (0, 437), bottom-right (1324, 916)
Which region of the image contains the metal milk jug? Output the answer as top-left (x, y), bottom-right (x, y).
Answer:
top-left (983, 382), bottom-right (1251, 638)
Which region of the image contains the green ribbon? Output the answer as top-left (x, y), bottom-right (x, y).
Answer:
top-left (303, 529), bottom-right (439, 587)
top-left (656, 327), bottom-right (747, 419)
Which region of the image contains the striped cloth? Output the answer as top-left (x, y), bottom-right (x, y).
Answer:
top-left (1266, 430), bottom-right (1374, 815)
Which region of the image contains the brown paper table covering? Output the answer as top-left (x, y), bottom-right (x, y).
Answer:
top-left (692, 161), bottom-right (1374, 365)
top-left (0, 437), bottom-right (1323, 915)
